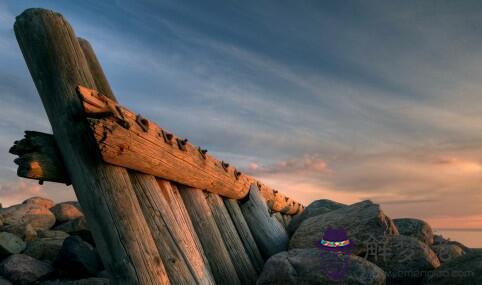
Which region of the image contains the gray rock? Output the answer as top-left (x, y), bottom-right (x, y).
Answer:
top-left (22, 197), bottom-right (55, 209)
top-left (24, 236), bottom-right (67, 262)
top-left (0, 203), bottom-right (55, 231)
top-left (257, 248), bottom-right (386, 285)
top-left (394, 218), bottom-right (434, 245)
top-left (53, 217), bottom-right (93, 245)
top-left (40, 278), bottom-right (110, 285)
top-left (0, 254), bottom-right (54, 284)
top-left (50, 203), bottom-right (83, 224)
top-left (287, 199), bottom-right (346, 236)
top-left (0, 277), bottom-right (12, 285)
top-left (38, 230), bottom-right (70, 240)
top-left (1, 223), bottom-right (37, 241)
top-left (432, 243), bottom-right (465, 263)
top-left (55, 236), bottom-right (103, 278)
top-left (289, 200), bottom-right (399, 254)
top-left (421, 250), bottom-right (482, 284)
top-left (0, 232), bottom-right (26, 257)
top-left (433, 234), bottom-right (470, 252)
top-left (367, 235), bottom-right (440, 284)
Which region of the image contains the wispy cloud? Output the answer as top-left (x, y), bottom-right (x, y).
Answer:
top-left (1, 1), bottom-right (482, 245)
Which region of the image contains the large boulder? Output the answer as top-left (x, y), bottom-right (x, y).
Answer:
top-left (287, 199), bottom-right (346, 236)
top-left (0, 254), bottom-right (54, 284)
top-left (1, 223), bottom-right (37, 241)
top-left (367, 235), bottom-right (440, 284)
top-left (421, 250), bottom-right (482, 284)
top-left (50, 203), bottom-right (83, 224)
top-left (38, 230), bottom-right (70, 240)
top-left (432, 243), bottom-right (465, 263)
top-left (257, 248), bottom-right (386, 285)
top-left (289, 200), bottom-right (399, 254)
top-left (433, 234), bottom-right (470, 252)
top-left (24, 234), bottom-right (69, 262)
top-left (0, 232), bottom-right (26, 257)
top-left (53, 217), bottom-right (93, 245)
top-left (394, 218), bottom-right (434, 245)
top-left (54, 236), bottom-right (103, 278)
top-left (40, 278), bottom-right (110, 285)
top-left (22, 197), bottom-right (55, 209)
top-left (0, 203), bottom-right (55, 231)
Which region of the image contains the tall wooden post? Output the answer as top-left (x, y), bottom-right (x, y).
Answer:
top-left (240, 184), bottom-right (288, 259)
top-left (205, 192), bottom-right (258, 284)
top-left (77, 35), bottom-right (214, 284)
top-left (78, 38), bottom-right (117, 102)
top-left (224, 198), bottom-right (264, 273)
top-left (179, 186), bottom-right (242, 285)
top-left (14, 8), bottom-right (169, 284)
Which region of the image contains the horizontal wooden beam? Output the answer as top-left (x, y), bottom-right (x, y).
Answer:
top-left (9, 131), bottom-right (70, 185)
top-left (78, 85), bottom-right (304, 214)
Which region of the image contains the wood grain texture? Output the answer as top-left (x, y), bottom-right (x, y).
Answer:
top-left (223, 198), bottom-right (265, 273)
top-left (10, 131), bottom-right (70, 184)
top-left (78, 37), bottom-right (117, 102)
top-left (14, 8), bottom-right (169, 285)
top-left (282, 214), bottom-right (292, 228)
top-left (272, 212), bottom-right (285, 229)
top-left (157, 180), bottom-right (216, 285)
top-left (205, 192), bottom-right (258, 284)
top-left (129, 173), bottom-right (200, 284)
top-left (78, 85), bottom-right (303, 213)
top-left (178, 185), bottom-right (242, 285)
top-left (79, 35), bottom-right (214, 285)
top-left (239, 184), bottom-right (289, 260)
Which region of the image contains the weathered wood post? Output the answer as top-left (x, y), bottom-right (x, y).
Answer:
top-left (14, 8), bottom-right (169, 284)
top-left (223, 198), bottom-right (265, 273)
top-left (179, 186), bottom-right (242, 285)
top-left (240, 184), bottom-right (289, 259)
top-left (77, 34), bottom-right (215, 284)
top-left (9, 131), bottom-right (70, 185)
top-left (205, 192), bottom-right (258, 284)
top-left (78, 38), bottom-right (117, 102)
top-left (156, 180), bottom-right (215, 284)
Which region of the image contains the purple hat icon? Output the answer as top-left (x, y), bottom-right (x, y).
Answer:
top-left (318, 228), bottom-right (354, 252)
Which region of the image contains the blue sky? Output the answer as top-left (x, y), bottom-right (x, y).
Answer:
top-left (1, 1), bottom-right (482, 244)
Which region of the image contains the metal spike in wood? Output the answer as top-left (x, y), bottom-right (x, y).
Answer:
top-left (14, 8), bottom-right (169, 284)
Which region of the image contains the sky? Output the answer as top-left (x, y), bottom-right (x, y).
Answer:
top-left (1, 1), bottom-right (482, 246)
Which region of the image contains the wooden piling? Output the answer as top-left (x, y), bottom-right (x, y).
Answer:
top-left (205, 192), bottom-right (258, 284)
top-left (223, 198), bottom-right (265, 273)
top-left (156, 180), bottom-right (215, 285)
top-left (239, 184), bottom-right (289, 259)
top-left (14, 8), bottom-right (169, 284)
top-left (9, 131), bottom-right (70, 185)
top-left (179, 186), bottom-right (242, 285)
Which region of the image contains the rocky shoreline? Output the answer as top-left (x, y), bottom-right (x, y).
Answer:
top-left (0, 197), bottom-right (479, 284)
top-left (259, 199), bottom-right (481, 285)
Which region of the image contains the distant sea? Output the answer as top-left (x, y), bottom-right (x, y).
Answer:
top-left (434, 229), bottom-right (482, 248)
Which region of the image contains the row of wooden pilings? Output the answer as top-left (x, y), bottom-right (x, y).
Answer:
top-left (12, 8), bottom-right (302, 285)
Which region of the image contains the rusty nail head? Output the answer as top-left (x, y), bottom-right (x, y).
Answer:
top-left (161, 130), bottom-right (173, 144)
top-left (198, 147), bottom-right (207, 159)
top-left (135, 114), bottom-right (149, 132)
top-left (234, 169), bottom-right (242, 179)
top-left (221, 161), bottom-right (229, 171)
top-left (176, 138), bottom-right (188, 150)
